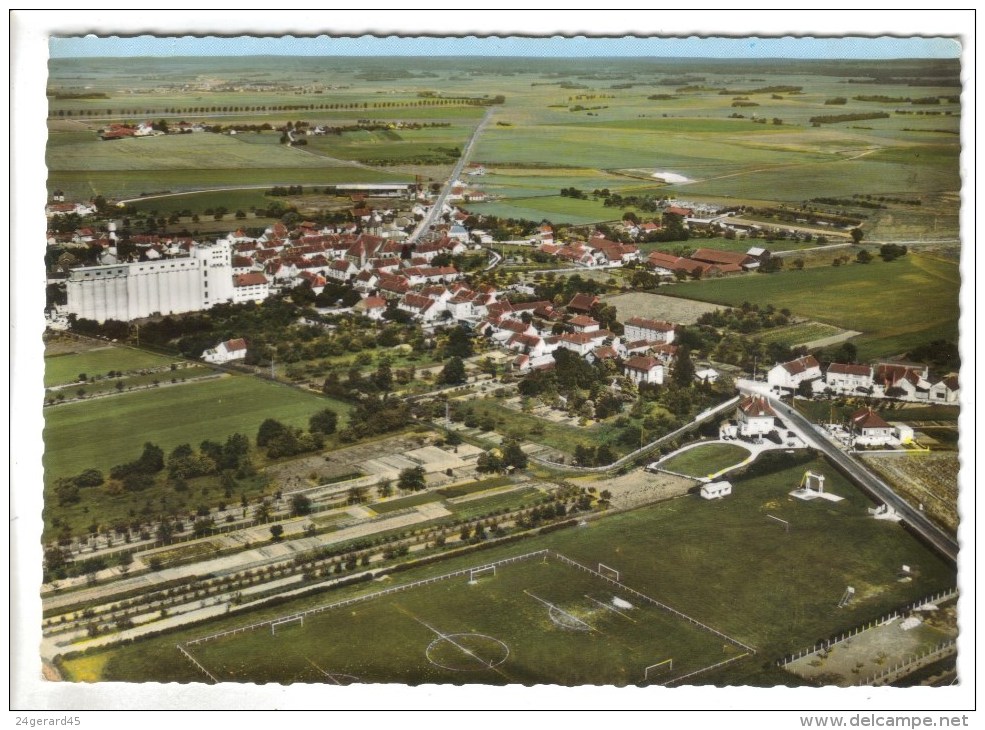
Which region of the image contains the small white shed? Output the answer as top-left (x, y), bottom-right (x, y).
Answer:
top-left (700, 481), bottom-right (733, 500)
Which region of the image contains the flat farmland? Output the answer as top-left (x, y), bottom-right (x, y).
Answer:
top-left (663, 254), bottom-right (959, 359)
top-left (60, 458), bottom-right (955, 684)
top-left (47, 166), bottom-right (410, 201)
top-left (44, 346), bottom-right (179, 387)
top-left (861, 452), bottom-right (960, 536)
top-left (603, 292), bottom-right (723, 325)
top-left (466, 196), bottom-right (635, 225)
top-left (43, 373), bottom-right (350, 482)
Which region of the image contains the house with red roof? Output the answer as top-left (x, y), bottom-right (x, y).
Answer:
top-left (566, 293), bottom-right (600, 314)
top-left (623, 317), bottom-right (675, 344)
top-left (202, 338), bottom-right (248, 365)
top-left (354, 296), bottom-right (388, 321)
top-left (735, 396), bottom-right (777, 438)
top-left (767, 355), bottom-right (822, 391)
top-left (622, 355), bottom-right (664, 385)
top-left (825, 363), bottom-right (874, 394)
top-left (928, 375), bottom-right (959, 404)
top-left (232, 272), bottom-right (270, 304)
top-left (849, 408), bottom-right (894, 446)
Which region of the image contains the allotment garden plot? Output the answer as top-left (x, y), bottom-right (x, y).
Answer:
top-left (185, 552), bottom-right (744, 686)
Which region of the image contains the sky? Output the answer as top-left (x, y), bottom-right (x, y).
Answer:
top-left (49, 34), bottom-right (962, 60)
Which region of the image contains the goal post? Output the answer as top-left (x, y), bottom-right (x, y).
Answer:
top-left (598, 563), bottom-right (620, 582)
top-left (643, 658), bottom-right (673, 681)
top-left (271, 615), bottom-right (304, 635)
top-left (469, 565), bottom-right (496, 583)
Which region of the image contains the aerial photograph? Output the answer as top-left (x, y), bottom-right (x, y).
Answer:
top-left (12, 14), bottom-right (971, 716)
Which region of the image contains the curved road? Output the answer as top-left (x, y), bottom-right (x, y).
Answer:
top-left (768, 396), bottom-right (958, 564)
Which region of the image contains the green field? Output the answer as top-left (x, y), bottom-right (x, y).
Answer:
top-left (466, 196), bottom-right (633, 225)
top-left (757, 322), bottom-right (848, 347)
top-left (43, 373), bottom-right (350, 482)
top-left (186, 555), bottom-right (733, 685)
top-left (60, 457), bottom-right (955, 684)
top-left (665, 254), bottom-right (959, 359)
top-left (44, 346), bottom-right (179, 387)
top-left (658, 443), bottom-right (751, 478)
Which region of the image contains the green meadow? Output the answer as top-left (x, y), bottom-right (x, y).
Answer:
top-left (665, 253), bottom-right (959, 359)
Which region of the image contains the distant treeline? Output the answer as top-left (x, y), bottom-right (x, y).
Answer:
top-left (854, 94), bottom-right (959, 104)
top-left (718, 85), bottom-right (802, 95)
top-left (48, 96), bottom-right (503, 119)
top-left (49, 91), bottom-right (109, 100)
top-left (809, 112), bottom-right (890, 125)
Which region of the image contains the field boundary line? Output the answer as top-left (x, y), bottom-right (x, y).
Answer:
top-left (548, 551), bottom-right (756, 654)
top-left (185, 549), bottom-right (551, 646)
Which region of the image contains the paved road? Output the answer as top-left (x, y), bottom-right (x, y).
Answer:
top-left (407, 108), bottom-right (494, 244)
top-left (767, 396), bottom-right (959, 564)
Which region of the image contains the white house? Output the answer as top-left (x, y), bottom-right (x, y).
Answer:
top-left (354, 296), bottom-right (387, 321)
top-left (622, 355), bottom-right (664, 385)
top-left (736, 396), bottom-right (777, 438)
top-left (825, 363), bottom-right (874, 394)
top-left (700, 481), bottom-right (733, 500)
top-left (694, 368), bottom-right (719, 384)
top-left (767, 355), bottom-right (822, 391)
top-left (232, 272), bottom-right (270, 304)
top-left (928, 375), bottom-right (959, 404)
top-left (623, 317), bottom-right (675, 344)
top-left (849, 408), bottom-right (894, 446)
top-left (202, 338), bottom-right (248, 364)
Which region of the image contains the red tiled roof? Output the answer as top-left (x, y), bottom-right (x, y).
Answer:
top-left (567, 293), bottom-right (599, 313)
top-left (738, 396), bottom-right (776, 418)
top-left (224, 338), bottom-right (247, 352)
top-left (781, 355), bottom-right (820, 375)
top-left (827, 363), bottom-right (871, 377)
top-left (690, 248), bottom-right (753, 266)
top-left (234, 273), bottom-right (268, 287)
top-left (623, 355), bottom-right (661, 372)
top-left (625, 316), bottom-right (674, 333)
top-left (850, 408), bottom-right (891, 431)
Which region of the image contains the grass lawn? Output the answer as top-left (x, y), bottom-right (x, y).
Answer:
top-left (43, 374), bottom-right (351, 482)
top-left (61, 458), bottom-right (955, 684)
top-left (466, 196), bottom-right (635, 226)
top-left (437, 476), bottom-right (513, 498)
top-left (445, 487), bottom-right (542, 520)
top-left (757, 322), bottom-right (847, 347)
top-left (659, 443), bottom-right (751, 478)
top-left (665, 254), bottom-right (959, 360)
top-left (44, 346), bottom-right (180, 387)
top-left (366, 492), bottom-right (442, 515)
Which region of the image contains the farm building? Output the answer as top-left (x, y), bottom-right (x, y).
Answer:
top-left (700, 481), bottom-right (733, 500)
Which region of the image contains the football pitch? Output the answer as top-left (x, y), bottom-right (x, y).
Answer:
top-left (182, 551), bottom-right (750, 686)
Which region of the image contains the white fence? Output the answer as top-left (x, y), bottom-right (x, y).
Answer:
top-left (778, 588), bottom-right (958, 667)
top-left (176, 643), bottom-right (219, 683)
top-left (863, 640), bottom-right (957, 686)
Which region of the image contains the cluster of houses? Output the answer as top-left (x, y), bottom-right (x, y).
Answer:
top-left (538, 233), bottom-right (641, 268)
top-left (767, 354), bottom-right (959, 404)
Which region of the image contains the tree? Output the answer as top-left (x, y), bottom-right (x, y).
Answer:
top-left (671, 346), bottom-right (696, 387)
top-left (850, 228), bottom-right (865, 245)
top-left (377, 478), bottom-right (394, 499)
top-left (269, 524), bottom-right (284, 541)
top-left (443, 326), bottom-right (474, 358)
top-left (290, 494), bottom-right (313, 516)
top-left (855, 249), bottom-right (873, 264)
top-left (439, 357), bottom-right (467, 385)
top-left (398, 466), bottom-right (427, 492)
top-left (309, 409), bottom-right (339, 435)
top-left (257, 418), bottom-right (288, 447)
